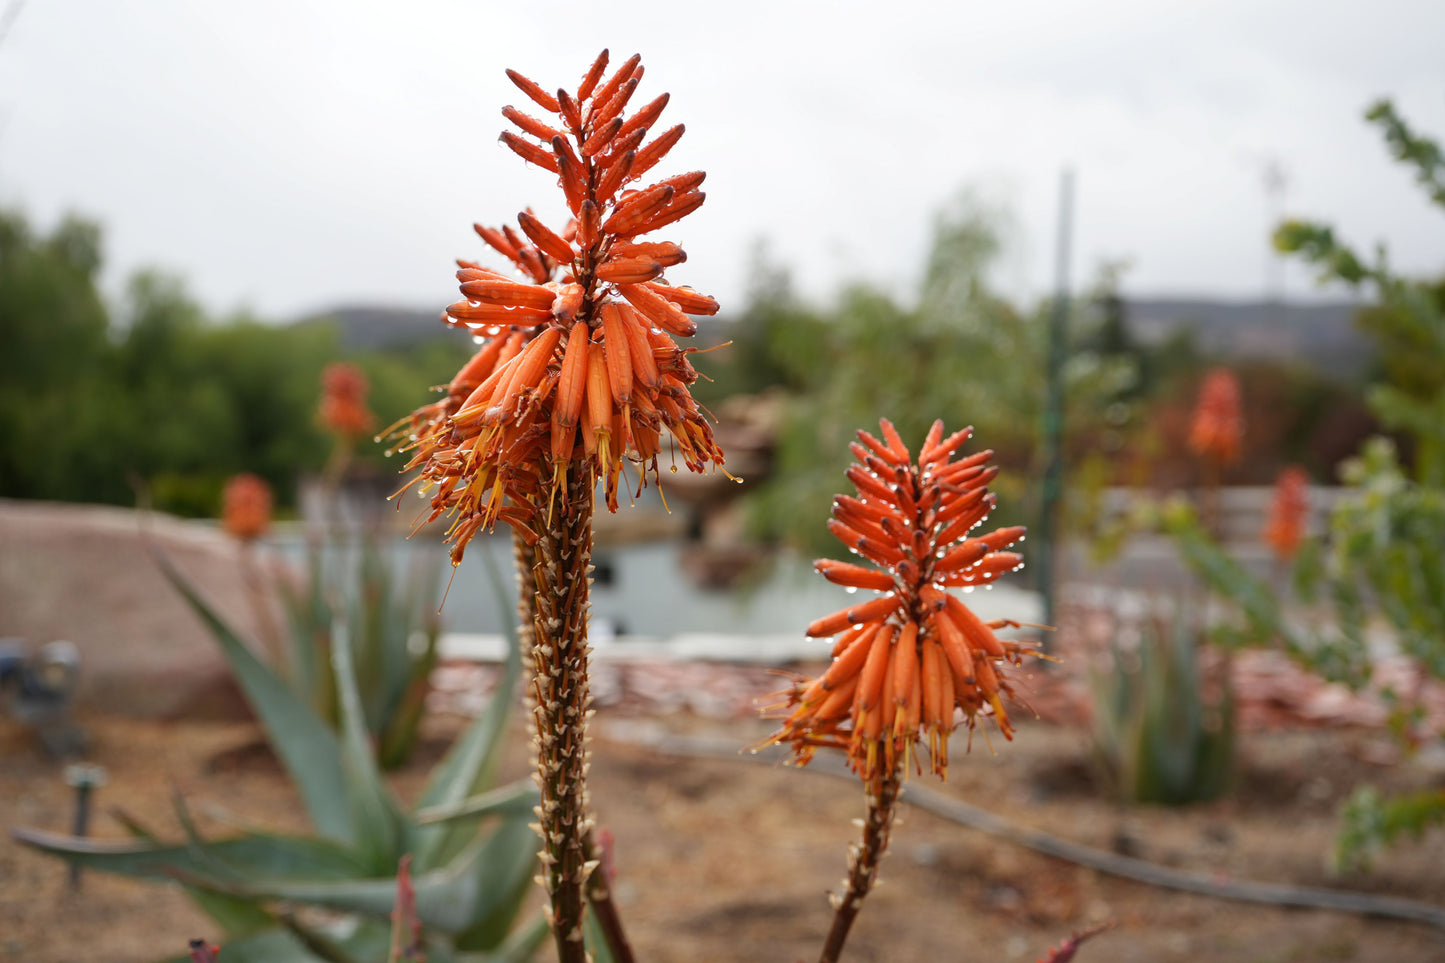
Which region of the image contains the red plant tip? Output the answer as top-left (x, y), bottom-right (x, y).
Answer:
top-left (318, 362), bottom-right (375, 439)
top-left (1188, 367), bottom-right (1243, 465)
top-left (1263, 465), bottom-right (1310, 561)
top-left (221, 473), bottom-right (272, 541)
top-left (767, 419), bottom-right (1043, 786)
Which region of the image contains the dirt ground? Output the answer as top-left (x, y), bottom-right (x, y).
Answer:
top-left (4, 692), bottom-right (1444, 963)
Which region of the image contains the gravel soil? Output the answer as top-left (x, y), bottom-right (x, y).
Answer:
top-left (4, 698), bottom-right (1444, 963)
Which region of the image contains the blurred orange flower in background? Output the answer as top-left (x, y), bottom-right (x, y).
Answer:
top-left (318, 362), bottom-right (375, 440)
top-left (1188, 366), bottom-right (1243, 466)
top-left (221, 473), bottom-right (272, 541)
top-left (766, 419), bottom-right (1040, 787)
top-left (385, 50), bottom-right (727, 564)
top-left (1263, 465), bottom-right (1310, 561)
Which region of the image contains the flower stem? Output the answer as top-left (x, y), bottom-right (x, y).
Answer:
top-left (583, 829), bottom-right (636, 963)
top-left (819, 765), bottom-right (903, 963)
top-left (530, 460), bottom-right (595, 963)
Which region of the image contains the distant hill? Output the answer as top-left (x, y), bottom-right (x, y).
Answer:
top-left (300, 297), bottom-right (1373, 377)
top-left (295, 305), bottom-right (449, 351)
top-left (1125, 298), bottom-right (1369, 378)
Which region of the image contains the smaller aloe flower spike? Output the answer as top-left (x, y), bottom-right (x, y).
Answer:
top-left (1263, 465), bottom-right (1310, 561)
top-left (221, 473), bottom-right (272, 542)
top-left (766, 419), bottom-right (1041, 787)
top-left (1188, 366), bottom-right (1244, 466)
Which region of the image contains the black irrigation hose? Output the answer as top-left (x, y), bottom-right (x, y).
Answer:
top-left (627, 730), bottom-right (1445, 933)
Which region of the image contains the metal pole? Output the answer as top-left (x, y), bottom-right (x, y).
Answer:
top-left (1037, 169), bottom-right (1074, 629)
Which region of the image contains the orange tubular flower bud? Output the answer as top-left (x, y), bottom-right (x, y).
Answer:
top-left (552, 136), bottom-right (587, 213)
top-left (585, 341), bottom-right (613, 444)
top-left (932, 539), bottom-right (989, 575)
top-left (474, 224), bottom-right (522, 262)
top-left (555, 322), bottom-right (590, 429)
top-left (617, 282), bottom-right (697, 337)
top-left (577, 48), bottom-right (609, 101)
top-left (814, 559), bottom-right (897, 592)
top-left (947, 552), bottom-right (1023, 586)
top-left (818, 624), bottom-right (878, 692)
top-left (589, 52), bottom-right (641, 118)
top-left (631, 124), bottom-right (685, 182)
top-left (445, 302), bottom-right (553, 327)
top-left (830, 622), bottom-right (876, 661)
top-left (577, 200), bottom-right (601, 251)
top-left (505, 68), bottom-right (560, 113)
top-left (616, 92), bottom-right (669, 143)
top-left (634, 191), bottom-right (705, 235)
top-left (458, 277), bottom-right (557, 310)
top-left (854, 624), bottom-right (897, 714)
top-left (592, 76), bottom-right (639, 130)
top-left (610, 240), bottom-right (686, 266)
top-left (597, 257), bottom-right (663, 284)
top-left (981, 525), bottom-right (1026, 552)
top-left (599, 302), bottom-right (633, 405)
top-left (556, 88), bottom-right (582, 131)
top-left (500, 132), bottom-right (559, 173)
top-left (922, 425), bottom-right (974, 467)
top-left (602, 184), bottom-right (675, 237)
top-left (643, 282), bottom-right (718, 316)
top-left (595, 150), bottom-right (636, 202)
top-left (502, 105), bottom-right (562, 142)
top-left (891, 621), bottom-right (920, 709)
top-left (943, 594), bottom-right (1006, 658)
top-left (451, 336), bottom-right (509, 393)
top-left (616, 302), bottom-right (660, 389)
top-left (878, 419), bottom-right (910, 463)
top-left (581, 116), bottom-right (623, 157)
top-left (806, 594), bottom-right (900, 639)
top-left (516, 211), bottom-right (576, 265)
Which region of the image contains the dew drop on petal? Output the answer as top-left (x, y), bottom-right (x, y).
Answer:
top-left (669, 465), bottom-right (678, 473)
top-left (472, 335), bottom-right (485, 345)
top-left (962, 586), bottom-right (975, 594)
top-left (845, 586), bottom-right (858, 595)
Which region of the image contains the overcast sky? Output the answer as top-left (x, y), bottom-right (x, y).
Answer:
top-left (2, 0), bottom-right (1443, 322)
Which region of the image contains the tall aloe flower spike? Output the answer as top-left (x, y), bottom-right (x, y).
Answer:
top-left (764, 419), bottom-right (1041, 963)
top-left (384, 51), bottom-right (724, 963)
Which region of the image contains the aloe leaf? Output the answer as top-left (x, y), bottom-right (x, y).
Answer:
top-left (583, 909), bottom-right (616, 963)
top-left (11, 826), bottom-right (366, 883)
top-left (478, 912), bottom-right (549, 963)
top-left (112, 806), bottom-right (276, 938)
top-left (181, 813), bottom-right (538, 938)
top-left (451, 814), bottom-right (544, 952)
top-left (413, 544), bottom-right (524, 870)
top-left (413, 779), bottom-right (538, 827)
top-left (159, 918), bottom-right (417, 963)
top-left (330, 616), bottom-right (409, 871)
top-left (148, 544), bottom-right (351, 842)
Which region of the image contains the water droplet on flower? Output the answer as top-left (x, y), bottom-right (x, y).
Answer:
top-left (472, 335), bottom-right (485, 345)
top-left (650, 326), bottom-right (663, 335)
top-left (845, 586), bottom-right (858, 595)
top-left (962, 586), bottom-right (975, 594)
top-left (669, 465), bottom-right (678, 473)
top-left (487, 326), bottom-right (501, 336)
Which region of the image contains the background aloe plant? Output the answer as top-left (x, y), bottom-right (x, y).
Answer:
top-left (15, 549), bottom-right (545, 963)
top-left (279, 535), bottom-right (441, 769)
top-left (1089, 602), bottom-right (1236, 805)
